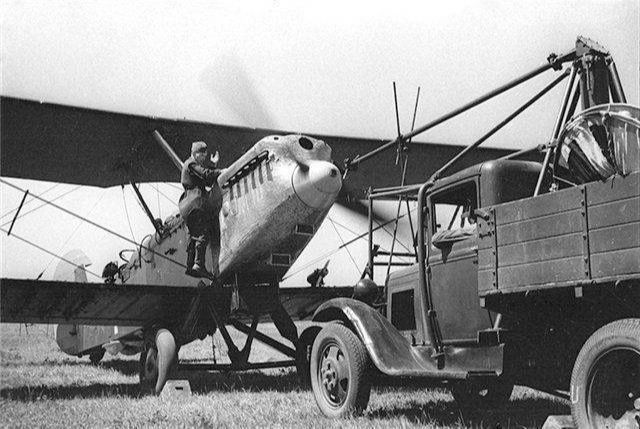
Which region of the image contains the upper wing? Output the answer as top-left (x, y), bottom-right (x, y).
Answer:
top-left (0, 96), bottom-right (519, 198)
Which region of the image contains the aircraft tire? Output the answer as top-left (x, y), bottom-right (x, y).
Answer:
top-left (310, 322), bottom-right (371, 418)
top-left (139, 346), bottom-right (158, 392)
top-left (570, 318), bottom-right (640, 429)
top-left (154, 328), bottom-right (178, 395)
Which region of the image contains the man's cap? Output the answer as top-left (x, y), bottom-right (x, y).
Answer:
top-left (191, 141), bottom-right (208, 154)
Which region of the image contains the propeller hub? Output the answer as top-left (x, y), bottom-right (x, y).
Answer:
top-left (292, 160), bottom-right (342, 208)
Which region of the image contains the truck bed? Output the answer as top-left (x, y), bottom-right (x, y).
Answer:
top-left (477, 171), bottom-right (639, 297)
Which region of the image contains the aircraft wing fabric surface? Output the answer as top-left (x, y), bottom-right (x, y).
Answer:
top-left (0, 278), bottom-right (354, 326)
top-left (0, 97), bottom-right (518, 197)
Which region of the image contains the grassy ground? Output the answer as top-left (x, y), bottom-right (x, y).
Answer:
top-left (0, 323), bottom-right (569, 428)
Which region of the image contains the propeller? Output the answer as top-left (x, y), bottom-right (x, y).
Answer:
top-left (200, 55), bottom-right (276, 129)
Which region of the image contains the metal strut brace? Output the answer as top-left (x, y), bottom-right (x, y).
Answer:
top-left (205, 298), bottom-right (242, 363)
top-left (230, 319), bottom-right (296, 358)
top-left (7, 190), bottom-right (29, 236)
top-left (432, 68), bottom-right (571, 183)
top-left (345, 49), bottom-right (576, 171)
top-left (534, 64), bottom-right (579, 196)
top-left (129, 179), bottom-right (164, 237)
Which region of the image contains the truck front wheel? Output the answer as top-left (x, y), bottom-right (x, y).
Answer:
top-left (570, 318), bottom-right (640, 428)
top-left (310, 323), bottom-right (371, 417)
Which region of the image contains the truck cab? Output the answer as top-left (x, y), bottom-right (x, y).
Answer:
top-left (387, 160), bottom-right (543, 348)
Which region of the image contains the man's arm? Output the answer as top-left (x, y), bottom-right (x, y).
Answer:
top-left (188, 163), bottom-right (223, 186)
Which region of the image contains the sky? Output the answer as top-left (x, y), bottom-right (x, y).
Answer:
top-left (1, 0), bottom-right (639, 284)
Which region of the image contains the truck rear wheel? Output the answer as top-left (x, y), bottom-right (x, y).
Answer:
top-left (310, 323), bottom-right (371, 417)
top-left (570, 318), bottom-right (640, 428)
top-left (451, 378), bottom-right (513, 411)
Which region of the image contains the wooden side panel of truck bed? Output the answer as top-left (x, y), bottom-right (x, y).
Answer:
top-left (478, 171), bottom-right (640, 296)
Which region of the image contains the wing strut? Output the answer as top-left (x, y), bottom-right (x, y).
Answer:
top-left (7, 189), bottom-right (29, 236)
top-left (128, 179), bottom-right (164, 237)
top-left (152, 130), bottom-right (184, 172)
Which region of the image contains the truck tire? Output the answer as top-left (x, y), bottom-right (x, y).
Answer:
top-left (570, 318), bottom-right (640, 428)
top-left (310, 323), bottom-right (371, 417)
top-left (451, 378), bottom-right (513, 411)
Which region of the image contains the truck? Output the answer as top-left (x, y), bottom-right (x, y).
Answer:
top-left (302, 38), bottom-right (640, 428)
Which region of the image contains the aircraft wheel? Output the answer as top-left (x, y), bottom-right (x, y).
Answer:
top-left (139, 346), bottom-right (158, 391)
top-left (310, 323), bottom-right (371, 418)
top-left (139, 329), bottom-right (178, 395)
top-left (451, 378), bottom-right (513, 411)
top-left (89, 348), bottom-right (105, 365)
top-left (570, 318), bottom-right (640, 429)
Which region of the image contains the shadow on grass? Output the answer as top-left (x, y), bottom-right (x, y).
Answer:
top-left (1, 358), bottom-right (140, 376)
top-left (181, 369), bottom-right (304, 394)
top-left (0, 368), bottom-right (303, 401)
top-left (368, 391), bottom-right (570, 428)
top-left (0, 383), bottom-right (143, 401)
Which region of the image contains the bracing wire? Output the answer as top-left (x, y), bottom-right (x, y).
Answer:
top-left (330, 214), bottom-right (414, 254)
top-left (37, 188), bottom-right (107, 279)
top-left (0, 178), bottom-right (186, 268)
top-left (155, 185), bottom-right (179, 208)
top-left (121, 185), bottom-right (137, 243)
top-left (165, 182), bottom-right (183, 191)
top-left (1, 185), bottom-right (83, 228)
top-left (0, 226), bottom-right (103, 280)
top-left (281, 209), bottom-right (417, 282)
top-left (155, 184), bottom-right (162, 219)
top-left (327, 216), bottom-right (360, 275)
top-left (0, 182), bottom-right (61, 221)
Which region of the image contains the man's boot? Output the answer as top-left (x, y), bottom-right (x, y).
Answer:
top-left (185, 239), bottom-right (197, 277)
top-left (192, 240), bottom-right (214, 280)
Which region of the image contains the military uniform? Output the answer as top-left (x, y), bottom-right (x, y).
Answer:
top-left (179, 143), bottom-right (223, 279)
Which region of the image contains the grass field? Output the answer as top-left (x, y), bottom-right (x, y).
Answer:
top-left (0, 323), bottom-right (569, 428)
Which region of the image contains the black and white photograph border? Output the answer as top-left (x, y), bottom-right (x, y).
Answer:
top-left (1, 1), bottom-right (639, 427)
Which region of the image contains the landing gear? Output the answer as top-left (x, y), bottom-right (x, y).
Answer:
top-left (570, 318), bottom-right (640, 428)
top-left (310, 323), bottom-right (371, 418)
top-left (139, 328), bottom-right (178, 395)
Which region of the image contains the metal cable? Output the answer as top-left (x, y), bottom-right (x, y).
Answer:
top-left (121, 186), bottom-right (137, 243)
top-left (0, 178), bottom-right (186, 268)
top-left (1, 185), bottom-right (82, 227)
top-left (37, 188), bottom-right (107, 279)
top-left (0, 182), bottom-right (61, 221)
top-left (326, 216), bottom-right (361, 275)
top-left (0, 227), bottom-right (103, 280)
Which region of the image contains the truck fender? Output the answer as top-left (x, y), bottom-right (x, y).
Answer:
top-left (312, 297), bottom-right (427, 376)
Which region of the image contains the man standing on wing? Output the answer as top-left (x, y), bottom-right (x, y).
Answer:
top-left (179, 141), bottom-right (224, 280)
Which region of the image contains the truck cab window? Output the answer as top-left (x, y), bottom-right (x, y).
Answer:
top-left (430, 181), bottom-right (478, 247)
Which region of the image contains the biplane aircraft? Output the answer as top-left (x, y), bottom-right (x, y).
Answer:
top-left (0, 92), bottom-right (513, 394)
